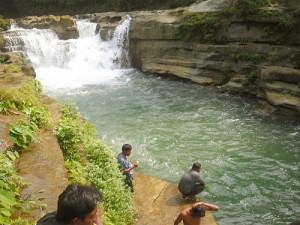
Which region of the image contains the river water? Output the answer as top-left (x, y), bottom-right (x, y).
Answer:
top-left (5, 18), bottom-right (300, 225)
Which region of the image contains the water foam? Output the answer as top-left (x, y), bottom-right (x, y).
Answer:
top-left (5, 17), bottom-right (132, 90)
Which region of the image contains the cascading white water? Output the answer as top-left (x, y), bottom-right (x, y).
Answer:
top-left (4, 16), bottom-right (132, 90)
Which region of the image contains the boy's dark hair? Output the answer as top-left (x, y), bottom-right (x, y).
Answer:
top-left (192, 162), bottom-right (201, 170)
top-left (191, 205), bottom-right (206, 218)
top-left (289, 220), bottom-right (300, 225)
top-left (56, 183), bottom-right (102, 223)
top-left (122, 144), bottom-right (132, 152)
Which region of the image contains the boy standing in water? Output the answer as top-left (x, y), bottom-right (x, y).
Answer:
top-left (174, 201), bottom-right (219, 225)
top-left (117, 144), bottom-right (139, 192)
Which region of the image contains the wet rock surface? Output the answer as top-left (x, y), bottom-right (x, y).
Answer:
top-left (134, 173), bottom-right (218, 225)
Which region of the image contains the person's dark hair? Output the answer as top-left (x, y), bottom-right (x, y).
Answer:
top-left (191, 205), bottom-right (206, 217)
top-left (192, 162), bottom-right (201, 170)
top-left (289, 220), bottom-right (300, 225)
top-left (56, 183), bottom-right (102, 223)
top-left (122, 143), bottom-right (132, 152)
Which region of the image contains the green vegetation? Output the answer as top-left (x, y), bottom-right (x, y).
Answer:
top-left (0, 16), bottom-right (10, 31)
top-left (262, 12), bottom-right (298, 44)
top-left (24, 105), bottom-right (50, 128)
top-left (57, 105), bottom-right (135, 225)
top-left (1, 77), bottom-right (50, 149)
top-left (0, 76), bottom-right (50, 129)
top-left (0, 78), bottom-right (42, 114)
top-left (179, 13), bottom-right (222, 42)
top-left (224, 0), bottom-right (272, 17)
top-left (242, 71), bottom-right (258, 87)
top-left (0, 150), bottom-right (33, 225)
top-left (2, 64), bottom-right (22, 73)
top-left (231, 53), bottom-right (266, 64)
top-left (0, 54), bottom-right (9, 64)
top-left (9, 120), bottom-right (38, 149)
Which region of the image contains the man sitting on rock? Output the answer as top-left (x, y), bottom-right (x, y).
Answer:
top-left (178, 162), bottom-right (205, 201)
top-left (36, 183), bottom-right (103, 225)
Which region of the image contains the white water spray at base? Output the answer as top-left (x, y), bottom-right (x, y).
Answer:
top-left (5, 17), bottom-right (132, 90)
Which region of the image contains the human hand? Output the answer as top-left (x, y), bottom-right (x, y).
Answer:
top-left (133, 161), bottom-right (139, 168)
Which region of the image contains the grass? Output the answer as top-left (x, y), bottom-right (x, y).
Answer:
top-left (57, 105), bottom-right (135, 225)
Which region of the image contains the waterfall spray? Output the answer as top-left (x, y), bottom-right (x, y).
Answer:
top-left (4, 16), bottom-right (133, 89)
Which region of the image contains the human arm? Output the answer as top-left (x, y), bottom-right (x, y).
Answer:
top-left (193, 202), bottom-right (219, 211)
top-left (174, 213), bottom-right (183, 225)
top-left (122, 163), bottom-right (138, 174)
top-left (117, 155), bottom-right (138, 174)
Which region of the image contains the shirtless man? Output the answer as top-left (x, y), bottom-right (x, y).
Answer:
top-left (174, 202), bottom-right (219, 225)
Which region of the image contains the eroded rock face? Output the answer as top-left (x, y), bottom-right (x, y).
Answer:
top-left (127, 3), bottom-right (300, 118)
top-left (15, 15), bottom-right (79, 40)
top-left (92, 14), bottom-right (124, 40)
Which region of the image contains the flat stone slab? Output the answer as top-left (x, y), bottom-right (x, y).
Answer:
top-left (134, 173), bottom-right (218, 225)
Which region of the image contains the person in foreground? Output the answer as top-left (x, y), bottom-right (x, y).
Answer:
top-left (178, 162), bottom-right (205, 201)
top-left (117, 143), bottom-right (139, 192)
top-left (36, 183), bottom-right (102, 225)
top-left (174, 201), bottom-right (219, 225)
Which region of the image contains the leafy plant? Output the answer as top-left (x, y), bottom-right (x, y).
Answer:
top-left (0, 54), bottom-right (9, 64)
top-left (24, 105), bottom-right (50, 128)
top-left (57, 105), bottom-right (135, 225)
top-left (9, 120), bottom-right (38, 149)
top-left (0, 77), bottom-right (41, 114)
top-left (9, 218), bottom-right (34, 225)
top-left (0, 151), bottom-right (23, 224)
top-left (0, 151), bottom-right (34, 225)
top-left (32, 79), bottom-right (43, 95)
top-left (0, 101), bottom-right (17, 114)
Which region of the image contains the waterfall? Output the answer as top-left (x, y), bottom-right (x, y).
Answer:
top-left (4, 16), bottom-right (132, 90)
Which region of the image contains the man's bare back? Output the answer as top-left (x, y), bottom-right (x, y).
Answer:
top-left (174, 202), bottom-right (219, 225)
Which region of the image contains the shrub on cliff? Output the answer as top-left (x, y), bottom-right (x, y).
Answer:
top-left (0, 151), bottom-right (33, 225)
top-left (179, 13), bottom-right (222, 42)
top-left (57, 105), bottom-right (135, 225)
top-left (224, 0), bottom-right (272, 17)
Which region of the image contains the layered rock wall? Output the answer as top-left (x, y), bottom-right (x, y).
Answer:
top-left (126, 4), bottom-right (300, 118)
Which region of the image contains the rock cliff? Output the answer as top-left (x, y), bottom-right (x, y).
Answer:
top-left (126, 1), bottom-right (300, 118)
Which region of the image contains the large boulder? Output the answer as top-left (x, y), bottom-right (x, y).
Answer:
top-left (15, 15), bottom-right (79, 40)
top-left (127, 2), bottom-right (300, 118)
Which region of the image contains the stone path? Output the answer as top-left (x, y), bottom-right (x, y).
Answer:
top-left (15, 97), bottom-right (68, 222)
